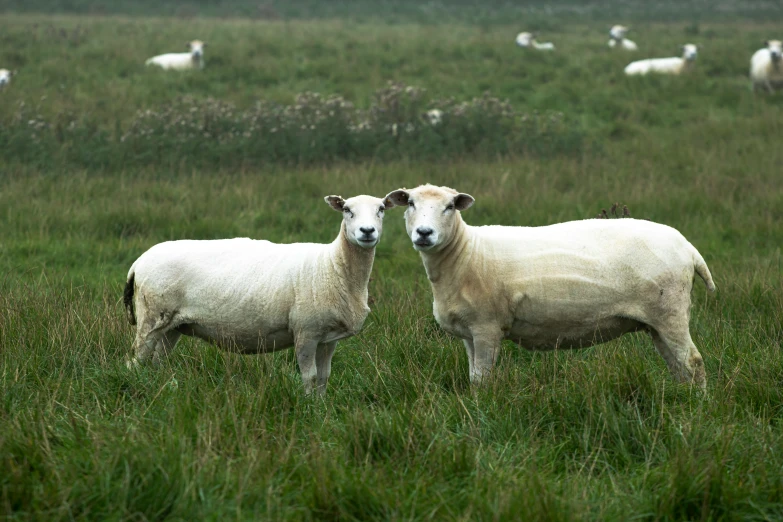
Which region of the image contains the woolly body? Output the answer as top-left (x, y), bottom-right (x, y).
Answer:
top-left (625, 44), bottom-right (698, 76)
top-left (608, 38), bottom-right (638, 50)
top-left (146, 40), bottom-right (206, 70)
top-left (515, 32), bottom-right (555, 51)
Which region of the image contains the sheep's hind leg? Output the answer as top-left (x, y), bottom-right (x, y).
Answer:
top-left (295, 337), bottom-right (320, 395)
top-left (315, 341), bottom-right (338, 395)
top-left (649, 327), bottom-right (707, 391)
top-left (127, 308), bottom-right (177, 369)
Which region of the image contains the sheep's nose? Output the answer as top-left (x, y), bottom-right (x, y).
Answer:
top-left (416, 227), bottom-right (434, 237)
top-left (360, 226), bottom-right (376, 235)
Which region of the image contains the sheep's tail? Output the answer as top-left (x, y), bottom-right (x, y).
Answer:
top-left (692, 247), bottom-right (716, 293)
top-left (124, 269), bottom-right (137, 325)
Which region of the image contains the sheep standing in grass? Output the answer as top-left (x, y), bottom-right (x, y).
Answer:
top-left (608, 25), bottom-right (638, 51)
top-left (624, 44), bottom-right (698, 76)
top-left (145, 40), bottom-right (207, 70)
top-left (124, 194), bottom-right (395, 395)
top-left (515, 32), bottom-right (555, 51)
top-left (385, 184), bottom-right (715, 390)
top-left (0, 69), bottom-right (15, 88)
top-left (750, 40), bottom-right (783, 93)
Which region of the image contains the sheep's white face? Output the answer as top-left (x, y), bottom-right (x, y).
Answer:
top-left (610, 25), bottom-right (627, 40)
top-left (326, 195), bottom-right (390, 249)
top-left (0, 69), bottom-right (13, 87)
top-left (423, 109), bottom-right (442, 125)
top-left (385, 185), bottom-right (474, 253)
top-left (767, 40), bottom-right (783, 62)
top-left (682, 44), bottom-right (698, 61)
top-left (188, 40), bottom-right (206, 58)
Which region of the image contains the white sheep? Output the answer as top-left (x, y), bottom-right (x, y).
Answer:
top-left (624, 44), bottom-right (698, 76)
top-left (515, 32), bottom-right (555, 51)
top-left (123, 194), bottom-right (395, 394)
top-left (750, 40), bottom-right (783, 93)
top-left (145, 40), bottom-right (206, 70)
top-left (608, 25), bottom-right (638, 51)
top-left (422, 109), bottom-right (443, 125)
top-left (0, 69), bottom-right (15, 88)
top-left (385, 184), bottom-right (715, 390)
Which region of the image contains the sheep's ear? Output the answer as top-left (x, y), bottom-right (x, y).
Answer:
top-left (384, 189), bottom-right (409, 208)
top-left (325, 195), bottom-right (345, 212)
top-left (453, 193), bottom-right (475, 211)
top-left (765, 40), bottom-right (770, 47)
top-left (186, 41), bottom-right (192, 49)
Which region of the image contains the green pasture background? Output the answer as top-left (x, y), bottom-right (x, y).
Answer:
top-left (1, 1), bottom-right (782, 520)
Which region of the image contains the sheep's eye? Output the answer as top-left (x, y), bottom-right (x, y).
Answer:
top-left (343, 207), bottom-right (351, 214)
top-left (378, 207), bottom-right (385, 213)
top-left (408, 201), bottom-right (415, 207)
top-left (445, 204), bottom-right (455, 211)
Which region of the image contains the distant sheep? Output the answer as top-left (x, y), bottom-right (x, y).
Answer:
top-left (422, 109), bottom-right (443, 125)
top-left (750, 40), bottom-right (783, 93)
top-left (146, 40), bottom-right (206, 70)
top-left (385, 184), bottom-right (715, 390)
top-left (124, 194), bottom-right (395, 395)
top-left (625, 44), bottom-right (698, 76)
top-left (516, 32), bottom-right (555, 51)
top-left (0, 69), bottom-right (15, 88)
top-left (608, 25), bottom-right (638, 51)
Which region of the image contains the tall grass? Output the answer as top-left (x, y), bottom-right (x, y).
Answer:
top-left (1, 9), bottom-right (783, 521)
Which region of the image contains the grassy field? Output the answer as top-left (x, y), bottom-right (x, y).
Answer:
top-left (2, 5), bottom-right (783, 521)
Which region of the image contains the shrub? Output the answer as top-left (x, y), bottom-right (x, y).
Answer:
top-left (0, 81), bottom-right (584, 172)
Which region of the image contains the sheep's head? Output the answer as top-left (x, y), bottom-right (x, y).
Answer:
top-left (326, 194), bottom-right (392, 249)
top-left (766, 40), bottom-right (783, 62)
top-left (682, 44), bottom-right (698, 61)
top-left (516, 32), bottom-right (534, 48)
top-left (384, 184), bottom-right (474, 253)
top-left (610, 25), bottom-right (628, 40)
top-left (187, 40), bottom-right (206, 58)
top-left (0, 69), bottom-right (15, 87)
top-left (422, 109), bottom-right (443, 126)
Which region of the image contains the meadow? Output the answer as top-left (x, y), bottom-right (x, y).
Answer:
top-left (1, 3), bottom-right (783, 520)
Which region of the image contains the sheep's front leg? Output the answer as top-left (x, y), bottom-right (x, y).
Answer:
top-left (295, 338), bottom-right (319, 395)
top-left (315, 341), bottom-right (338, 396)
top-left (468, 326), bottom-right (503, 385)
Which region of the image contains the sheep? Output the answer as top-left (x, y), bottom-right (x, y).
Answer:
top-left (422, 109), bottom-right (443, 125)
top-left (608, 25), bottom-right (638, 51)
top-left (145, 40), bottom-right (206, 70)
top-left (750, 40), bottom-right (783, 93)
top-left (515, 32), bottom-right (555, 51)
top-left (0, 69), bottom-right (15, 88)
top-left (624, 44), bottom-right (698, 76)
top-left (123, 194), bottom-right (395, 395)
top-left (385, 184), bottom-right (715, 391)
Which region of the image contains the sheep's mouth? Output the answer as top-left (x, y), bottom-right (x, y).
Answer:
top-left (413, 239), bottom-right (434, 248)
top-left (358, 237), bottom-right (378, 245)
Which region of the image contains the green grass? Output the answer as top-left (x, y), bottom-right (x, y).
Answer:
top-left (2, 6), bottom-right (783, 521)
